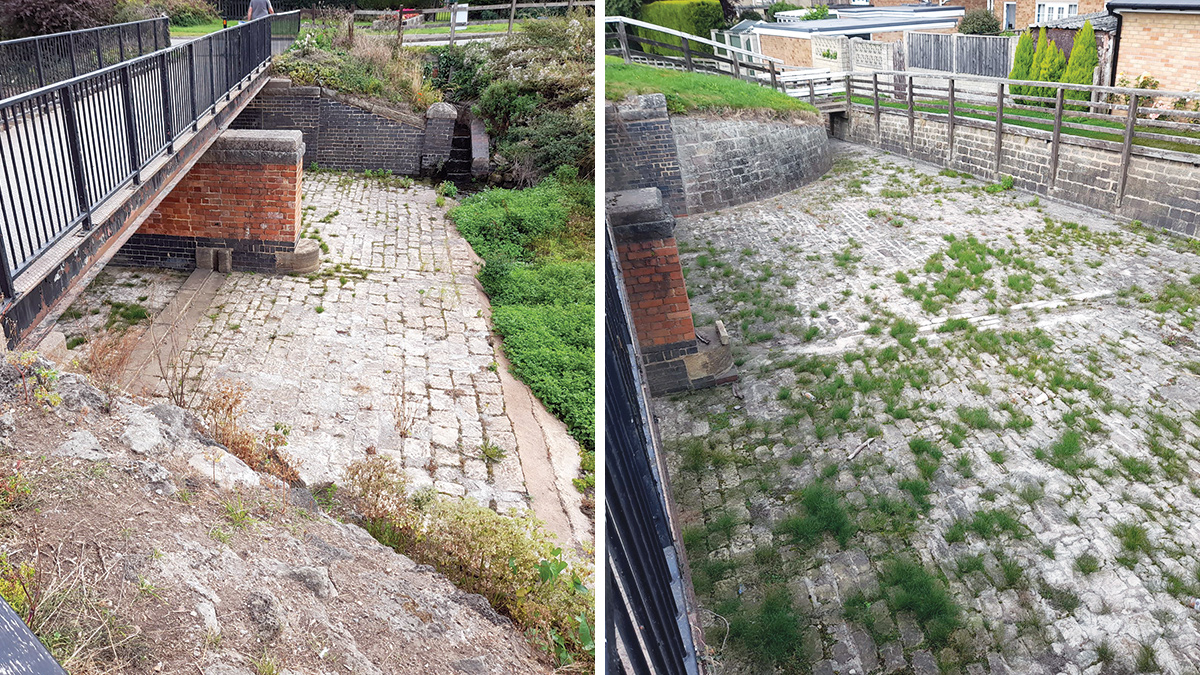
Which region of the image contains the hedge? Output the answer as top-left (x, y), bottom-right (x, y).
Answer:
top-left (638, 0), bottom-right (724, 56)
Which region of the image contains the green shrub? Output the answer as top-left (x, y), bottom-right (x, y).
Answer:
top-left (776, 481), bottom-right (856, 547)
top-left (798, 4), bottom-right (829, 20)
top-left (1036, 40), bottom-right (1067, 100)
top-left (347, 456), bottom-right (594, 670)
top-left (959, 9), bottom-right (999, 35)
top-left (496, 110), bottom-right (595, 182)
top-left (115, 0), bottom-right (219, 26)
top-left (450, 178), bottom-right (573, 260)
top-left (476, 80), bottom-right (543, 137)
top-left (765, 1), bottom-right (799, 21)
top-left (609, 0), bottom-right (643, 17)
top-left (492, 304), bottom-right (595, 450)
top-left (480, 260), bottom-right (594, 306)
top-left (638, 0), bottom-right (725, 56)
top-left (1062, 21), bottom-right (1098, 107)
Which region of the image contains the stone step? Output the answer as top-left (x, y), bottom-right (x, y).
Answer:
top-left (120, 268), bottom-right (225, 397)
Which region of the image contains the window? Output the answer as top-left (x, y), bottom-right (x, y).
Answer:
top-left (1036, 2), bottom-right (1078, 22)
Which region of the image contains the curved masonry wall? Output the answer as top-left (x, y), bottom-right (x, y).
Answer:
top-left (605, 94), bottom-right (832, 216)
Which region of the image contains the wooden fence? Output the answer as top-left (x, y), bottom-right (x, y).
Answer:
top-left (337, 0), bottom-right (593, 46)
top-left (906, 33), bottom-right (1016, 79)
top-left (839, 69), bottom-right (1200, 205)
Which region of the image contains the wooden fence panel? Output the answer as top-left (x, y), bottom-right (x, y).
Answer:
top-left (907, 32), bottom-right (953, 72)
top-left (955, 35), bottom-right (1013, 78)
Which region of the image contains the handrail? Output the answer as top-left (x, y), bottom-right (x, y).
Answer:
top-left (605, 16), bottom-right (781, 63)
top-left (0, 11), bottom-right (301, 299)
top-left (0, 17), bottom-right (171, 100)
top-left (847, 68), bottom-right (1200, 100)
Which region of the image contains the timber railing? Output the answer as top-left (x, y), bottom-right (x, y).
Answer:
top-left (0, 18), bottom-right (171, 100)
top-left (841, 69), bottom-right (1200, 203)
top-left (0, 12), bottom-right (300, 299)
top-left (604, 16), bottom-right (849, 110)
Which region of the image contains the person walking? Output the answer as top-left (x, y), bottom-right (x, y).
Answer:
top-left (246, 0), bottom-right (275, 21)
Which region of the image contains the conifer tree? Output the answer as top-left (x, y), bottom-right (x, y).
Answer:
top-left (1008, 30), bottom-right (1035, 96)
top-left (1062, 21), bottom-right (1099, 107)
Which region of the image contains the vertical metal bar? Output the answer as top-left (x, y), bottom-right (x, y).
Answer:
top-left (2, 106), bottom-right (36, 265)
top-left (947, 78), bottom-right (955, 165)
top-left (188, 42), bottom-right (198, 131)
top-left (96, 28), bottom-right (104, 68)
top-left (160, 52), bottom-right (175, 152)
top-left (994, 81), bottom-right (1004, 179)
top-left (34, 41), bottom-right (45, 88)
top-left (137, 21), bottom-right (144, 55)
top-left (209, 35), bottom-right (216, 111)
top-left (69, 34), bottom-right (78, 78)
top-left (508, 0), bottom-right (517, 35)
top-left (60, 86), bottom-right (92, 229)
top-left (682, 38), bottom-right (694, 73)
top-left (0, 109), bottom-right (23, 295)
top-left (1049, 86), bottom-right (1064, 190)
top-left (1115, 92), bottom-right (1138, 207)
top-left (118, 25), bottom-right (126, 62)
top-left (16, 99), bottom-right (52, 248)
top-left (121, 66), bottom-right (142, 184)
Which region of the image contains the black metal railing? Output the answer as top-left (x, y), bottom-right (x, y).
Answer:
top-left (0, 12), bottom-right (300, 299)
top-left (605, 229), bottom-right (701, 675)
top-left (0, 18), bottom-right (171, 100)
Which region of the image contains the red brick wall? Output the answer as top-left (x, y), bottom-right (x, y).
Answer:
top-left (617, 238), bottom-right (695, 348)
top-left (143, 161), bottom-right (302, 244)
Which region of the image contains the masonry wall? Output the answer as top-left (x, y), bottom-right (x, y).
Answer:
top-left (606, 95), bottom-right (832, 217)
top-left (605, 96), bottom-right (688, 215)
top-left (759, 34), bottom-right (812, 67)
top-left (1115, 12), bottom-right (1200, 93)
top-left (671, 114), bottom-right (832, 215)
top-left (114, 130), bottom-right (308, 272)
top-left (232, 79), bottom-right (449, 175)
top-left (833, 107), bottom-right (1200, 237)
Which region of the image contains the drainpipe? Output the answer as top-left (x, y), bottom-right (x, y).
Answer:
top-left (1110, 9), bottom-right (1123, 90)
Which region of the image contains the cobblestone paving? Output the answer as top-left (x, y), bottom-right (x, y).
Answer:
top-left (179, 174), bottom-right (528, 512)
top-left (657, 142), bottom-right (1200, 674)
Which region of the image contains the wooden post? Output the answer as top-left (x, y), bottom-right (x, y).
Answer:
top-left (809, 78), bottom-right (816, 107)
top-left (844, 73), bottom-right (851, 113)
top-left (507, 0), bottom-right (517, 34)
top-left (947, 77), bottom-right (956, 165)
top-left (682, 37), bottom-right (694, 72)
top-left (617, 21), bottom-right (630, 64)
top-left (994, 81), bottom-right (1004, 179)
top-left (872, 72), bottom-right (880, 143)
top-left (448, 3), bottom-right (457, 47)
top-left (397, 8), bottom-right (405, 49)
top-left (348, 4), bottom-right (355, 46)
top-left (1049, 86), bottom-right (1065, 190)
top-left (907, 74), bottom-right (915, 155)
top-left (769, 61), bottom-right (778, 91)
top-left (731, 54), bottom-right (741, 80)
top-left (1115, 91), bottom-right (1138, 208)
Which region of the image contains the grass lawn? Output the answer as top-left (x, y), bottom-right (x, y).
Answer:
top-left (606, 56), bottom-right (818, 115)
top-left (851, 94), bottom-right (1200, 155)
top-left (169, 20), bottom-right (236, 37)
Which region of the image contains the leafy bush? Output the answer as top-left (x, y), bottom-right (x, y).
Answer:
top-left (1008, 30), bottom-right (1035, 95)
top-left (609, 0), bottom-right (643, 18)
top-left (115, 0), bottom-right (219, 26)
top-left (959, 9), bottom-right (1000, 35)
top-left (345, 456), bottom-right (595, 670)
top-left (491, 304), bottom-right (595, 451)
top-left (423, 43), bottom-right (493, 103)
top-left (739, 9), bottom-right (763, 21)
top-left (765, 2), bottom-right (799, 21)
top-left (480, 260), bottom-right (594, 306)
top-left (638, 0), bottom-right (725, 55)
top-left (449, 178), bottom-right (573, 260)
top-left (476, 80), bottom-right (543, 137)
top-left (799, 4), bottom-right (829, 20)
top-left (0, 0), bottom-right (112, 38)
top-left (496, 110), bottom-right (595, 183)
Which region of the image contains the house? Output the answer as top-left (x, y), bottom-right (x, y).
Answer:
top-left (1107, 0), bottom-right (1200, 92)
top-left (717, 4), bottom-right (965, 67)
top-left (1032, 10), bottom-right (1118, 85)
top-left (985, 0), bottom-right (1104, 32)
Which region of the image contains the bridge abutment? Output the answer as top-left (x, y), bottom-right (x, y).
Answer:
top-left (114, 129), bottom-right (318, 275)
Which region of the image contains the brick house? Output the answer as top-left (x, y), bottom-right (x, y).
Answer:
top-left (1107, 0), bottom-right (1200, 92)
top-left (985, 0), bottom-right (1104, 31)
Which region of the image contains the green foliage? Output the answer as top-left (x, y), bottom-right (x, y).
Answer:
top-left (606, 58), bottom-right (818, 116)
top-left (450, 177), bottom-right (574, 261)
top-left (480, 260), bottom-right (593, 306)
top-left (608, 0), bottom-right (643, 18)
top-left (1026, 28), bottom-right (1049, 98)
top-left (959, 9), bottom-right (1000, 35)
top-left (638, 0), bottom-right (726, 56)
top-left (776, 481), bottom-right (856, 548)
top-left (726, 586), bottom-right (807, 672)
top-left (879, 558), bottom-right (960, 647)
top-left (1062, 21), bottom-right (1098, 106)
top-left (496, 111), bottom-right (595, 183)
top-left (423, 44), bottom-right (493, 103)
top-left (1036, 39), bottom-right (1068, 99)
top-left (765, 1), bottom-right (799, 21)
top-left (476, 80), bottom-right (543, 137)
top-left (799, 4), bottom-right (829, 20)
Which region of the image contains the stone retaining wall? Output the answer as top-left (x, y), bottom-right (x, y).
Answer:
top-left (231, 78), bottom-right (453, 176)
top-left (832, 106), bottom-right (1200, 237)
top-left (605, 94), bottom-right (833, 216)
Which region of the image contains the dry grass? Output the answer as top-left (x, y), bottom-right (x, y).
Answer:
top-left (391, 381), bottom-right (415, 438)
top-left (198, 379), bottom-right (303, 486)
top-left (73, 330), bottom-right (139, 400)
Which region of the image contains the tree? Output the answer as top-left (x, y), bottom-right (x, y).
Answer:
top-left (1037, 40), bottom-right (1067, 103)
top-left (1008, 30), bottom-right (1035, 96)
top-left (1062, 20), bottom-right (1099, 107)
top-left (766, 2), bottom-right (800, 21)
top-left (959, 9), bottom-right (1000, 35)
top-left (1027, 28), bottom-right (1049, 100)
top-left (608, 0), bottom-right (643, 18)
top-left (800, 4), bottom-right (830, 20)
